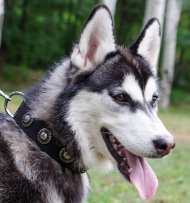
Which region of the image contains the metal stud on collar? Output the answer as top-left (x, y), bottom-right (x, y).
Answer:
top-left (37, 128), bottom-right (52, 144)
top-left (59, 148), bottom-right (74, 163)
top-left (22, 112), bottom-right (33, 127)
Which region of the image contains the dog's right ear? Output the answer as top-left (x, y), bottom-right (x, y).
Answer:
top-left (71, 5), bottom-right (116, 70)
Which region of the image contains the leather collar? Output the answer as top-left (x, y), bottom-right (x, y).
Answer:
top-left (13, 101), bottom-right (86, 174)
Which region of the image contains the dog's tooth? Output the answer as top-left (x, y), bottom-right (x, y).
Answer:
top-left (128, 168), bottom-right (133, 174)
top-left (123, 158), bottom-right (127, 162)
top-left (113, 144), bottom-right (117, 150)
top-left (117, 144), bottom-right (124, 151)
top-left (118, 151), bottom-right (121, 156)
top-left (109, 135), bottom-right (115, 143)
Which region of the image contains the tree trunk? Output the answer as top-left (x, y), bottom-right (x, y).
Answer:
top-left (0, 0), bottom-right (4, 76)
top-left (160, 0), bottom-right (182, 109)
top-left (0, 0), bottom-right (4, 48)
top-left (101, 0), bottom-right (117, 18)
top-left (143, 0), bottom-right (166, 28)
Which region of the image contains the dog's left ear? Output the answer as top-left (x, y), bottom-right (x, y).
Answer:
top-left (129, 18), bottom-right (161, 76)
top-left (71, 5), bottom-right (116, 70)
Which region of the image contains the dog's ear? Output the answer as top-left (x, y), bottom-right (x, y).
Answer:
top-left (129, 18), bottom-right (161, 76)
top-left (71, 4), bottom-right (116, 70)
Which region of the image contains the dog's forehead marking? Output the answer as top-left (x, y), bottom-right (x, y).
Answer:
top-left (144, 77), bottom-right (157, 101)
top-left (122, 75), bottom-right (143, 102)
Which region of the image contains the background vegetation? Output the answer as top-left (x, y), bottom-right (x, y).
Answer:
top-left (0, 0), bottom-right (190, 202)
top-left (1, 0), bottom-right (190, 97)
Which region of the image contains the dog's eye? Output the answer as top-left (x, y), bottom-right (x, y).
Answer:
top-left (152, 95), bottom-right (159, 106)
top-left (115, 94), bottom-right (128, 102)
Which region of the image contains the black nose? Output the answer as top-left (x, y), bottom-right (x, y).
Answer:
top-left (153, 137), bottom-right (175, 156)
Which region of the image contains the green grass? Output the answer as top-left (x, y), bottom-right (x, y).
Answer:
top-left (0, 65), bottom-right (44, 92)
top-left (159, 106), bottom-right (190, 144)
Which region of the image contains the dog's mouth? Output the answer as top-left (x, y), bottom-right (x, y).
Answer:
top-left (101, 127), bottom-right (158, 200)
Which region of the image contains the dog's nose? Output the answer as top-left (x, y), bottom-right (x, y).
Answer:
top-left (153, 136), bottom-right (175, 156)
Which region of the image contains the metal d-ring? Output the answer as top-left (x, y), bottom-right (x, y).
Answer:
top-left (4, 91), bottom-right (25, 117)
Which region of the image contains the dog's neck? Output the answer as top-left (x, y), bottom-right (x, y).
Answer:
top-left (26, 59), bottom-right (71, 122)
top-left (14, 60), bottom-right (88, 174)
top-left (20, 59), bottom-right (112, 174)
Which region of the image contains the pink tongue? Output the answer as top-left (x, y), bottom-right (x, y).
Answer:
top-left (125, 150), bottom-right (158, 200)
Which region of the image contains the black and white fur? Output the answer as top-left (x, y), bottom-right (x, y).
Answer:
top-left (0, 5), bottom-right (174, 202)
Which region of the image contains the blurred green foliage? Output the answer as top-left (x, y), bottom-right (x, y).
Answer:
top-left (1, 0), bottom-right (99, 69)
top-left (175, 0), bottom-right (190, 91)
top-left (115, 0), bottom-right (146, 46)
top-left (0, 0), bottom-right (190, 93)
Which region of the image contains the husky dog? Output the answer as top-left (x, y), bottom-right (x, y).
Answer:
top-left (0, 4), bottom-right (175, 203)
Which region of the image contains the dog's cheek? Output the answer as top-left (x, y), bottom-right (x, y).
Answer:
top-left (104, 112), bottom-right (155, 156)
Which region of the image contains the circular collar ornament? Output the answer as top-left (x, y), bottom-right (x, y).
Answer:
top-left (37, 128), bottom-right (52, 144)
top-left (59, 148), bottom-right (74, 163)
top-left (22, 113), bottom-right (33, 127)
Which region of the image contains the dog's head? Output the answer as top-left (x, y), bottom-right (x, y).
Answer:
top-left (60, 5), bottom-right (175, 200)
